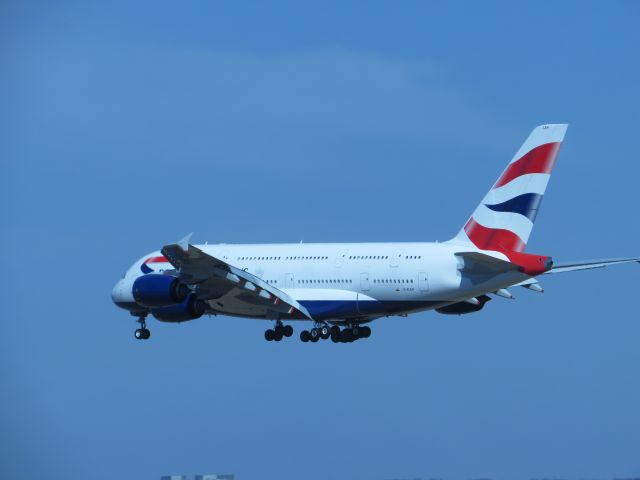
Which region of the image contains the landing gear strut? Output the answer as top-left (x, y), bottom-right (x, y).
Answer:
top-left (264, 321), bottom-right (293, 342)
top-left (134, 314), bottom-right (151, 340)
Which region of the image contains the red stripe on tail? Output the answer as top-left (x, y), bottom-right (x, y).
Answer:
top-left (464, 218), bottom-right (526, 252)
top-left (494, 142), bottom-right (561, 188)
top-left (145, 256), bottom-right (169, 263)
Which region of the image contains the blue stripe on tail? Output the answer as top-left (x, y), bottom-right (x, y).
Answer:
top-left (485, 193), bottom-right (543, 222)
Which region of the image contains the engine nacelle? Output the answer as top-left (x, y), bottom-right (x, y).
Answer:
top-left (132, 274), bottom-right (189, 307)
top-left (151, 294), bottom-right (206, 322)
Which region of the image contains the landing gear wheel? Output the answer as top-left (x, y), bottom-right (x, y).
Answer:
top-left (330, 325), bottom-right (341, 337)
top-left (352, 326), bottom-right (360, 339)
top-left (133, 315), bottom-right (150, 340)
top-left (283, 325), bottom-right (294, 337)
top-left (300, 330), bottom-right (310, 342)
top-left (273, 329), bottom-right (283, 341)
top-left (320, 326), bottom-right (330, 340)
top-left (265, 329), bottom-right (275, 341)
top-left (361, 326), bottom-right (371, 338)
top-left (310, 334), bottom-right (319, 343)
top-left (331, 329), bottom-right (341, 343)
top-left (134, 327), bottom-right (150, 340)
top-left (310, 328), bottom-right (320, 340)
top-left (341, 328), bottom-right (354, 343)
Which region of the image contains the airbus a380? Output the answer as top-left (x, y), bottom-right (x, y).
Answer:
top-left (112, 124), bottom-right (638, 343)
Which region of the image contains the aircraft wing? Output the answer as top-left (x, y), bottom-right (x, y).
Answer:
top-left (544, 258), bottom-right (640, 274)
top-left (161, 236), bottom-right (313, 320)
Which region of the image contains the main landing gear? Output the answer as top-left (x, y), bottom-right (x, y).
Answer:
top-left (300, 324), bottom-right (372, 343)
top-left (133, 314), bottom-right (151, 340)
top-left (264, 321), bottom-right (294, 342)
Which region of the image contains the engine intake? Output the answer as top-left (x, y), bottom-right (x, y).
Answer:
top-left (132, 274), bottom-right (189, 307)
top-left (151, 294), bottom-right (206, 322)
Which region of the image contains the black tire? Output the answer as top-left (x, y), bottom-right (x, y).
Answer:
top-left (320, 326), bottom-right (330, 340)
top-left (341, 329), bottom-right (353, 343)
top-left (352, 327), bottom-right (360, 339)
top-left (330, 325), bottom-right (341, 337)
top-left (273, 329), bottom-right (283, 341)
top-left (265, 329), bottom-right (275, 341)
top-left (310, 328), bottom-right (320, 340)
top-left (283, 325), bottom-right (294, 337)
top-left (310, 334), bottom-right (319, 343)
top-left (361, 326), bottom-right (371, 338)
top-left (134, 329), bottom-right (144, 340)
top-left (300, 330), bottom-right (310, 342)
top-left (331, 330), bottom-right (341, 343)
top-left (142, 329), bottom-right (151, 340)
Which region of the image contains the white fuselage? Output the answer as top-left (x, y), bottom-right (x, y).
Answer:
top-left (115, 241), bottom-right (530, 323)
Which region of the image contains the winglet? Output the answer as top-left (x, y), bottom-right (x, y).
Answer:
top-left (177, 232), bottom-right (194, 252)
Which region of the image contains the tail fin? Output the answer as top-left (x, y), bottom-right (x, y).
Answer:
top-left (450, 124), bottom-right (568, 252)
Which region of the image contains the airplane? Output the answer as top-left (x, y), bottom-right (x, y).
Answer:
top-left (111, 124), bottom-right (639, 343)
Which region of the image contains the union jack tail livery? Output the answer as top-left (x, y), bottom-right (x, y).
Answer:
top-left (452, 124), bottom-right (568, 253)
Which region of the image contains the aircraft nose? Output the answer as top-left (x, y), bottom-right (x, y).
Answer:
top-left (111, 278), bottom-right (136, 310)
top-left (111, 280), bottom-right (123, 303)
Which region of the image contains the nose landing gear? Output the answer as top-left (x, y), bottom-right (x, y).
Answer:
top-left (135, 328), bottom-right (151, 340)
top-left (133, 314), bottom-right (151, 340)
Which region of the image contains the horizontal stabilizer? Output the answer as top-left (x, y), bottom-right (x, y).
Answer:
top-left (455, 251), bottom-right (520, 275)
top-left (545, 258), bottom-right (640, 274)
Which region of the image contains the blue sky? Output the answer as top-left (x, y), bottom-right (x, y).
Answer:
top-left (2, 2), bottom-right (640, 479)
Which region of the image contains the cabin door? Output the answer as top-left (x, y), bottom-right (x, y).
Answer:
top-left (418, 272), bottom-right (429, 292)
top-left (285, 273), bottom-right (295, 288)
top-left (360, 272), bottom-right (370, 291)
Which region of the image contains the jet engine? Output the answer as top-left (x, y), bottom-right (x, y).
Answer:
top-left (132, 274), bottom-right (189, 307)
top-left (151, 294), bottom-right (207, 322)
